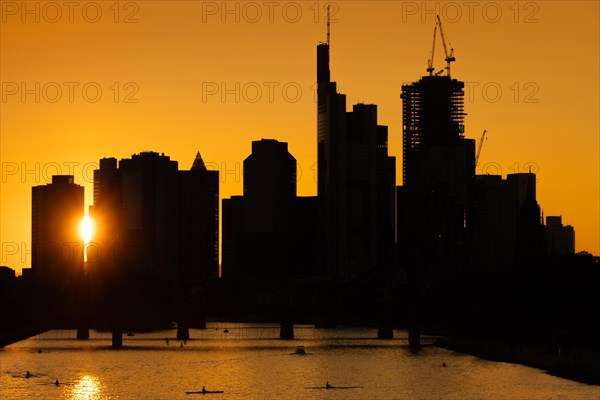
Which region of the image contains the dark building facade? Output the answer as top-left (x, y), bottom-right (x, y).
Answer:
top-left (398, 75), bottom-right (474, 271)
top-left (178, 152), bottom-right (220, 280)
top-left (546, 216), bottom-right (575, 255)
top-left (90, 152), bottom-right (219, 282)
top-left (222, 139), bottom-right (317, 278)
top-left (401, 76), bottom-right (466, 186)
top-left (32, 175), bottom-right (84, 280)
top-left (470, 173), bottom-right (545, 272)
top-left (317, 40), bottom-right (396, 281)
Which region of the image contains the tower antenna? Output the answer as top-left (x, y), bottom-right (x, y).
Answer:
top-left (326, 4), bottom-right (331, 46)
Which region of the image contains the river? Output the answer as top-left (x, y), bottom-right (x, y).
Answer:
top-left (1, 323), bottom-right (597, 399)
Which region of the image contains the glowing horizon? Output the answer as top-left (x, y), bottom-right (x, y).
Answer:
top-left (1, 2), bottom-right (598, 275)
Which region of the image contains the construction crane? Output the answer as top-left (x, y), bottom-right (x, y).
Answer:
top-left (475, 130), bottom-right (487, 167)
top-left (436, 15), bottom-right (455, 76)
top-left (426, 23), bottom-right (437, 75)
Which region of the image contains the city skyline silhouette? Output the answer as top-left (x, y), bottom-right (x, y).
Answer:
top-left (1, 3), bottom-right (599, 395)
top-left (1, 3), bottom-right (598, 270)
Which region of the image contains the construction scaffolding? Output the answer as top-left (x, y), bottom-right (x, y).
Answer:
top-left (401, 75), bottom-right (465, 186)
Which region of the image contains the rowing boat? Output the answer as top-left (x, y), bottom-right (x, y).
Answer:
top-left (185, 390), bottom-right (224, 394)
top-left (305, 386), bottom-right (362, 390)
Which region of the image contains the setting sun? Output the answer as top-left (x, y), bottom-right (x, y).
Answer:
top-left (81, 216), bottom-right (93, 245)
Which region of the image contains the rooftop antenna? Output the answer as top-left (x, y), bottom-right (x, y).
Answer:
top-left (327, 4), bottom-right (331, 46)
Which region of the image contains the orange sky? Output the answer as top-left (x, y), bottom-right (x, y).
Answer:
top-left (1, 1), bottom-right (599, 274)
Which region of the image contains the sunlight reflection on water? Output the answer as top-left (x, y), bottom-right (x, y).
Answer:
top-left (69, 375), bottom-right (102, 400)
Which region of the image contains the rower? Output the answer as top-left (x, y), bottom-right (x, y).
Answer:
top-left (202, 386), bottom-right (206, 394)
top-left (325, 381), bottom-right (331, 389)
top-left (26, 371), bottom-right (31, 379)
top-left (55, 379), bottom-right (60, 386)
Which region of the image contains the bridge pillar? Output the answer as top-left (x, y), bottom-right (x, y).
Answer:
top-left (112, 330), bottom-right (123, 349)
top-left (408, 319), bottom-right (420, 348)
top-left (377, 323), bottom-right (394, 339)
top-left (76, 327), bottom-right (90, 340)
top-left (197, 314), bottom-right (207, 330)
top-left (280, 321), bottom-right (294, 340)
top-left (177, 323), bottom-right (190, 341)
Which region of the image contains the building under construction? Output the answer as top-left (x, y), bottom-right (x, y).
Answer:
top-left (398, 74), bottom-right (474, 273)
top-left (396, 14), bottom-right (476, 272)
top-left (401, 75), bottom-right (466, 187)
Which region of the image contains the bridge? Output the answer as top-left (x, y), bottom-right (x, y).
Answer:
top-left (2, 266), bottom-right (424, 349)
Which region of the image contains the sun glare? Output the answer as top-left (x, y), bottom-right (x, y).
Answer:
top-left (81, 216), bottom-right (93, 245)
top-left (70, 374), bottom-right (102, 400)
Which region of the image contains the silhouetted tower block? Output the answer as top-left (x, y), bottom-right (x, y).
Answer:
top-left (511, 173), bottom-right (545, 261)
top-left (222, 196), bottom-right (244, 277)
top-left (317, 38), bottom-right (396, 281)
top-left (317, 41), bottom-right (348, 279)
top-left (401, 76), bottom-right (466, 187)
top-left (470, 172), bottom-right (545, 271)
top-left (399, 75), bottom-right (474, 271)
top-left (222, 139), bottom-right (317, 278)
top-left (118, 152), bottom-right (179, 277)
top-left (345, 104), bottom-right (378, 275)
top-left (243, 139), bottom-right (295, 277)
top-left (92, 152), bottom-right (219, 282)
top-left (32, 175), bottom-right (84, 281)
top-left (289, 197), bottom-right (319, 276)
top-left (178, 152), bottom-right (219, 280)
top-left (376, 126), bottom-right (397, 269)
top-left (470, 175), bottom-right (516, 272)
top-left (90, 158), bottom-right (121, 274)
top-left (546, 216), bottom-right (575, 255)
top-left (244, 139), bottom-right (296, 233)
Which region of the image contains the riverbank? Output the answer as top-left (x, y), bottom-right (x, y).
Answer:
top-left (0, 325), bottom-right (48, 349)
top-left (436, 336), bottom-right (600, 386)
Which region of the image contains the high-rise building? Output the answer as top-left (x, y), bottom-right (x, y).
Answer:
top-left (91, 152), bottom-right (219, 281)
top-left (401, 76), bottom-right (466, 186)
top-left (470, 172), bottom-right (546, 271)
top-left (222, 139), bottom-right (317, 278)
top-left (178, 152), bottom-right (220, 280)
top-left (317, 39), bottom-right (349, 279)
top-left (509, 172), bottom-right (545, 261)
top-left (546, 216), bottom-right (575, 255)
top-left (32, 175), bottom-right (84, 280)
top-left (117, 152), bottom-right (179, 277)
top-left (244, 139), bottom-right (296, 234)
top-left (317, 35), bottom-right (396, 280)
top-left (398, 75), bottom-right (474, 270)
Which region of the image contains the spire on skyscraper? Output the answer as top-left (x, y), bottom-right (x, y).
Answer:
top-left (191, 151), bottom-right (207, 172)
top-left (327, 4), bottom-right (330, 46)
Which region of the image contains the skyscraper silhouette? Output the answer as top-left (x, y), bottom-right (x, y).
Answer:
top-left (91, 152), bottom-right (219, 281)
top-left (32, 175), bottom-right (84, 280)
top-left (317, 27), bottom-right (396, 280)
top-left (470, 172), bottom-right (545, 272)
top-left (545, 216), bottom-right (575, 255)
top-left (398, 74), bottom-right (475, 271)
top-left (179, 152), bottom-right (220, 280)
top-left (222, 139), bottom-right (317, 278)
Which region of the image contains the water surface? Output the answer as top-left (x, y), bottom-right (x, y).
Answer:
top-left (1, 324), bottom-right (597, 399)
